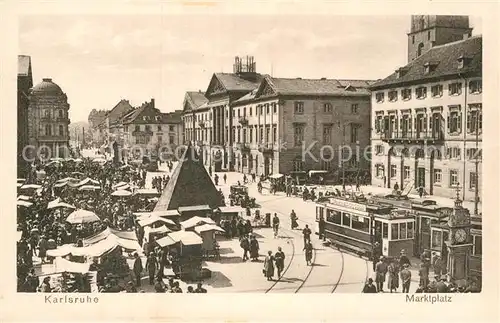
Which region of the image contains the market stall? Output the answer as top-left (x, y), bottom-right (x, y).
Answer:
top-left (194, 224), bottom-right (224, 258)
top-left (177, 204), bottom-right (211, 221)
top-left (156, 231), bottom-right (203, 280)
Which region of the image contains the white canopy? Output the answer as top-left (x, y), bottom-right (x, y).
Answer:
top-left (134, 210), bottom-right (180, 218)
top-left (17, 195), bottom-right (31, 201)
top-left (156, 235), bottom-right (177, 247)
top-left (47, 257), bottom-right (91, 275)
top-left (111, 190), bottom-right (133, 197)
top-left (180, 216), bottom-right (215, 229)
top-left (134, 189), bottom-right (161, 196)
top-left (194, 224), bottom-right (225, 234)
top-left (57, 177), bottom-right (78, 183)
top-left (16, 183), bottom-right (23, 188)
top-left (79, 185), bottom-right (101, 191)
top-left (145, 225), bottom-right (171, 236)
top-left (66, 209), bottom-right (100, 224)
top-left (77, 178), bottom-right (100, 186)
top-left (17, 178), bottom-right (26, 183)
top-left (83, 227), bottom-right (138, 245)
top-left (17, 231), bottom-right (23, 242)
top-left (269, 173), bottom-right (284, 179)
top-left (112, 182), bottom-right (128, 189)
top-left (17, 200), bottom-right (33, 207)
top-left (47, 198), bottom-right (75, 210)
top-left (54, 182), bottom-right (68, 188)
top-left (115, 184), bottom-right (131, 191)
top-left (218, 206), bottom-right (246, 214)
top-left (168, 230), bottom-right (203, 246)
top-left (138, 216), bottom-right (176, 227)
top-left (20, 184), bottom-right (42, 190)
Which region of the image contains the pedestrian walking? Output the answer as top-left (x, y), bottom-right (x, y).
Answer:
top-left (240, 235), bottom-right (250, 261)
top-left (302, 225), bottom-right (312, 246)
top-left (372, 242), bottom-right (381, 271)
top-left (214, 174), bottom-right (219, 186)
top-left (274, 247), bottom-right (285, 278)
top-left (249, 235), bottom-right (259, 261)
top-left (375, 256), bottom-right (388, 292)
top-left (432, 252), bottom-right (442, 277)
top-left (132, 253), bottom-right (143, 287)
top-left (304, 241), bottom-right (313, 266)
top-left (223, 173), bottom-right (227, 184)
top-left (398, 249), bottom-right (411, 268)
top-left (145, 253), bottom-right (158, 285)
top-left (418, 262), bottom-right (429, 289)
top-left (272, 213), bottom-right (280, 238)
top-left (399, 263), bottom-right (411, 293)
top-left (263, 251), bottom-right (275, 281)
top-left (387, 259), bottom-right (400, 293)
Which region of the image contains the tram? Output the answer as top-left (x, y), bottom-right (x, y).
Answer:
top-left (315, 195), bottom-right (415, 259)
top-left (316, 192), bottom-right (482, 281)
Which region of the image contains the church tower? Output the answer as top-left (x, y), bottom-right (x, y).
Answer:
top-left (407, 15), bottom-right (473, 62)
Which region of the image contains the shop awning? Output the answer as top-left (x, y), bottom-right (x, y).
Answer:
top-left (194, 224), bottom-right (225, 234)
top-left (133, 210), bottom-right (180, 218)
top-left (269, 173), bottom-right (284, 179)
top-left (138, 216), bottom-right (176, 227)
top-left (217, 206), bottom-right (246, 214)
top-left (178, 205), bottom-right (211, 213)
top-left (156, 235), bottom-right (177, 247)
top-left (309, 170), bottom-right (328, 176)
top-left (168, 230), bottom-right (203, 246)
top-left (180, 216), bottom-right (215, 229)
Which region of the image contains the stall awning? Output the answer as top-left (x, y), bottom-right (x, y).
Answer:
top-left (134, 189), bottom-right (161, 197)
top-left (217, 206), bottom-right (246, 214)
top-left (194, 224), bottom-right (225, 234)
top-left (145, 225), bottom-right (171, 235)
top-left (178, 205), bottom-right (211, 213)
top-left (138, 216), bottom-right (176, 227)
top-left (156, 235), bottom-right (177, 247)
top-left (309, 170), bottom-right (328, 176)
top-left (134, 210), bottom-right (180, 218)
top-left (17, 200), bottom-right (33, 207)
top-left (49, 257), bottom-right (91, 275)
top-left (168, 231), bottom-right (203, 246)
top-left (269, 173), bottom-right (284, 179)
top-left (180, 216), bottom-right (215, 229)
top-left (17, 231), bottom-right (23, 242)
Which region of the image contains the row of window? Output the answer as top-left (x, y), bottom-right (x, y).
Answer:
top-left (373, 145), bottom-right (482, 161)
top-left (325, 209), bottom-right (371, 233)
top-left (125, 125), bottom-right (176, 132)
top-left (375, 80), bottom-right (482, 103)
top-left (374, 164), bottom-right (479, 189)
top-left (135, 134), bottom-right (176, 145)
top-left (43, 109), bottom-right (66, 119)
top-left (294, 102), bottom-right (359, 114)
top-left (294, 123), bottom-right (361, 147)
top-left (374, 106), bottom-right (482, 135)
top-left (43, 124), bottom-right (65, 137)
top-left (431, 230), bottom-right (482, 256)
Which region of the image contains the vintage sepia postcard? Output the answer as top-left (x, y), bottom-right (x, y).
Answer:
top-left (0, 0), bottom-right (498, 322)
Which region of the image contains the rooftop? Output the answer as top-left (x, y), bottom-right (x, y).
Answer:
top-left (370, 35), bottom-right (482, 90)
top-left (18, 55), bottom-right (31, 76)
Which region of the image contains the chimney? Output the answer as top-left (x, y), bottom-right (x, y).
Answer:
top-left (151, 98), bottom-right (155, 107)
top-left (199, 90), bottom-right (201, 93)
top-left (43, 78), bottom-right (52, 82)
top-left (296, 77), bottom-right (302, 80)
top-left (320, 77), bottom-right (327, 80)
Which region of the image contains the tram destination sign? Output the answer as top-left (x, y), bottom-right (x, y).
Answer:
top-left (329, 198), bottom-right (367, 212)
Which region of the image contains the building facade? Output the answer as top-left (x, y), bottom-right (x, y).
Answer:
top-left (88, 109), bottom-right (108, 146)
top-left (102, 99), bottom-right (134, 148)
top-left (231, 77), bottom-right (373, 176)
top-left (122, 99), bottom-right (183, 161)
top-left (370, 16), bottom-right (481, 203)
top-left (27, 78), bottom-right (71, 159)
top-left (18, 55), bottom-right (33, 176)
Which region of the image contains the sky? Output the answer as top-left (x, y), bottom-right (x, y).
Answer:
top-left (18, 15), bottom-right (482, 123)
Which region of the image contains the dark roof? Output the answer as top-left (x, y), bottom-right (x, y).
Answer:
top-left (31, 78), bottom-right (64, 96)
top-left (154, 144), bottom-right (225, 211)
top-left (233, 76), bottom-right (374, 105)
top-left (107, 99), bottom-right (134, 124)
top-left (214, 73), bottom-right (264, 92)
top-left (187, 91), bottom-right (208, 109)
top-left (18, 55), bottom-right (31, 76)
top-left (161, 111), bottom-right (182, 124)
top-left (370, 35), bottom-right (482, 90)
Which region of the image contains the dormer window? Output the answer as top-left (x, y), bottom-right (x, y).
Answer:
top-left (424, 61), bottom-right (439, 74)
top-left (395, 67), bottom-right (408, 79)
top-left (388, 90), bottom-right (398, 102)
top-left (457, 55), bottom-right (472, 69)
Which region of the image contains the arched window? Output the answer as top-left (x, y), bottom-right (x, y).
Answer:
top-left (45, 124), bottom-right (52, 136)
top-left (417, 43), bottom-right (424, 57)
top-left (58, 110), bottom-right (63, 118)
top-left (59, 125), bottom-right (64, 136)
top-left (401, 148), bottom-right (410, 158)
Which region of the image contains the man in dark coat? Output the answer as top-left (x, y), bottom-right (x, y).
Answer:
top-left (240, 235), bottom-right (250, 261)
top-left (133, 253), bottom-right (143, 287)
top-left (195, 283), bottom-right (207, 293)
top-left (145, 253), bottom-right (158, 285)
top-left (375, 256), bottom-right (388, 292)
top-left (274, 247), bottom-right (285, 278)
top-left (436, 275), bottom-right (449, 293)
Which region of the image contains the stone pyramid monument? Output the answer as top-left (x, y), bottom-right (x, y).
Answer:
top-left (154, 143), bottom-right (225, 211)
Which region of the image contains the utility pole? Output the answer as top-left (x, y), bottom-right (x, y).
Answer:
top-left (342, 123), bottom-right (346, 191)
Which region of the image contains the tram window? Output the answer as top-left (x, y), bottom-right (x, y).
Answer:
top-left (407, 222), bottom-right (414, 239)
top-left (382, 223), bottom-right (388, 239)
top-left (342, 213), bottom-right (351, 227)
top-left (351, 215), bottom-right (370, 232)
top-left (473, 236), bottom-right (482, 255)
top-left (421, 218), bottom-right (431, 232)
top-left (326, 209), bottom-right (341, 224)
top-left (400, 223), bottom-right (407, 239)
top-left (391, 224), bottom-right (399, 240)
top-left (431, 230), bottom-right (442, 249)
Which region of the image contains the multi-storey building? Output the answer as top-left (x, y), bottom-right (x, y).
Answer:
top-left (18, 55), bottom-right (33, 176)
top-left (102, 99), bottom-right (134, 147)
top-left (121, 99), bottom-right (183, 161)
top-left (182, 91), bottom-right (208, 144)
top-left (88, 109), bottom-right (108, 146)
top-left (183, 56), bottom-right (264, 171)
top-left (27, 78), bottom-right (71, 159)
top-left (231, 76), bottom-right (374, 176)
top-left (369, 15), bottom-right (481, 203)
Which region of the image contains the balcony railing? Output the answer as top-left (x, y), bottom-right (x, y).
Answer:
top-left (238, 117), bottom-right (248, 126)
top-left (380, 131), bottom-right (444, 143)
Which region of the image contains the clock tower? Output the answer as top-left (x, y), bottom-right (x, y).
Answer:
top-left (445, 188), bottom-right (473, 282)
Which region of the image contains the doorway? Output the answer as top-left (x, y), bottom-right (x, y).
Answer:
top-left (264, 157), bottom-right (270, 177)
